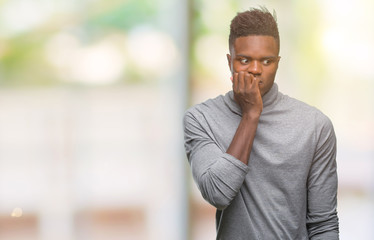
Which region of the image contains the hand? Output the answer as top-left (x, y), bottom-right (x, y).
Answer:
top-left (232, 72), bottom-right (263, 118)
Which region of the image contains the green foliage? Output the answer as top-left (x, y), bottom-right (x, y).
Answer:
top-left (0, 0), bottom-right (159, 87)
top-left (0, 33), bottom-right (56, 86)
top-left (85, 0), bottom-right (157, 31)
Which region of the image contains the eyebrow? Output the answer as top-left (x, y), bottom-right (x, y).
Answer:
top-left (236, 54), bottom-right (278, 59)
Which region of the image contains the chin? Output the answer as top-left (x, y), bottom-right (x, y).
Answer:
top-left (260, 87), bottom-right (271, 97)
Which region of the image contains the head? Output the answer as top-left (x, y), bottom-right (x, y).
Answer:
top-left (227, 7), bottom-right (281, 96)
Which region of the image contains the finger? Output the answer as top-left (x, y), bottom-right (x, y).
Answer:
top-left (251, 77), bottom-right (261, 93)
top-left (250, 76), bottom-right (256, 88)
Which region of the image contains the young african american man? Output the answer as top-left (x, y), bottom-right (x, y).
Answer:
top-left (183, 7), bottom-right (339, 240)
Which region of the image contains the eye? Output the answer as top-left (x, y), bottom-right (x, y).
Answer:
top-left (240, 58), bottom-right (249, 64)
top-left (262, 59), bottom-right (272, 65)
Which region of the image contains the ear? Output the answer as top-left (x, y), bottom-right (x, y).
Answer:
top-left (226, 54), bottom-right (232, 71)
top-left (272, 56), bottom-right (281, 73)
top-left (275, 56), bottom-right (281, 68)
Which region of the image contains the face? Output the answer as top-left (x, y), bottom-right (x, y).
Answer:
top-left (227, 35), bottom-right (280, 96)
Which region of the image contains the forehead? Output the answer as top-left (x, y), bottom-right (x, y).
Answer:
top-left (232, 35), bottom-right (278, 56)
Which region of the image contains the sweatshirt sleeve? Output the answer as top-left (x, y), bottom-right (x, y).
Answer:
top-left (307, 116), bottom-right (339, 239)
top-left (183, 110), bottom-right (249, 210)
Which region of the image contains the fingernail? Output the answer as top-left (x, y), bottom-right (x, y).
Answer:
top-left (230, 76), bottom-right (233, 82)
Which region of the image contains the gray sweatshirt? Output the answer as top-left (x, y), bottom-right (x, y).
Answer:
top-left (183, 83), bottom-right (339, 240)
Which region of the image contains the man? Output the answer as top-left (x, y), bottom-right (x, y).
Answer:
top-left (183, 7), bottom-right (339, 239)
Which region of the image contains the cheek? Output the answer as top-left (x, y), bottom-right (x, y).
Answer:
top-left (264, 67), bottom-right (278, 79)
top-left (232, 63), bottom-right (246, 71)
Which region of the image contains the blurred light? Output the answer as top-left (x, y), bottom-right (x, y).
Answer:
top-left (0, 0), bottom-right (53, 36)
top-left (45, 33), bottom-right (126, 85)
top-left (69, 42), bottom-right (125, 84)
top-left (11, 207), bottom-right (23, 218)
top-left (322, 30), bottom-right (374, 79)
top-left (126, 26), bottom-right (179, 76)
top-left (195, 34), bottom-right (228, 78)
top-left (320, 0), bottom-right (374, 79)
top-left (45, 33), bottom-right (80, 67)
top-left (200, 0), bottom-right (232, 32)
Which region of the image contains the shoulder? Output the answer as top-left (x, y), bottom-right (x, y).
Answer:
top-left (184, 93), bottom-right (228, 123)
top-left (183, 93), bottom-right (231, 142)
top-left (279, 93), bottom-right (335, 137)
top-left (282, 94), bottom-right (331, 123)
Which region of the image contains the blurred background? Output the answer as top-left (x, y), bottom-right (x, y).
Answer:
top-left (0, 0), bottom-right (373, 239)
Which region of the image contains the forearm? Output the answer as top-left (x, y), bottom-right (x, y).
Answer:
top-left (226, 113), bottom-right (260, 165)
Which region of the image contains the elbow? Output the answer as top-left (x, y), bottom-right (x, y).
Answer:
top-left (210, 196), bottom-right (231, 210)
top-left (201, 188), bottom-right (232, 210)
top-left (198, 172), bottom-right (235, 210)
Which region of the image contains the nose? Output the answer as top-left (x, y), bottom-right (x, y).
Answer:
top-left (247, 60), bottom-right (262, 76)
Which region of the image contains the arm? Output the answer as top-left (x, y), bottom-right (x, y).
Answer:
top-left (307, 117), bottom-right (339, 239)
top-left (183, 72), bottom-right (262, 210)
top-left (184, 112), bottom-right (250, 210)
top-left (226, 72), bottom-right (262, 164)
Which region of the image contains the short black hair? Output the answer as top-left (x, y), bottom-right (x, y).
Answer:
top-left (229, 7), bottom-right (280, 53)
